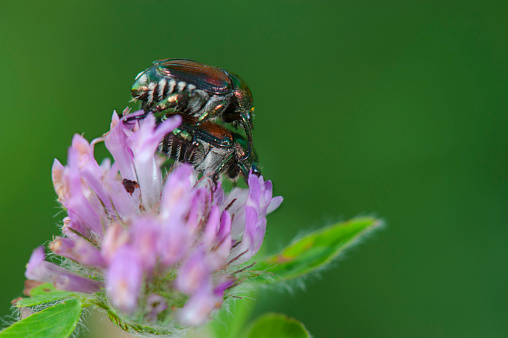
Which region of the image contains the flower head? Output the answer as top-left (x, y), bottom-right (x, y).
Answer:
top-left (25, 110), bottom-right (282, 330)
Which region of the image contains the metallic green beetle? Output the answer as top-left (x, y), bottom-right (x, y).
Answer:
top-left (131, 58), bottom-right (255, 160)
top-left (159, 114), bottom-right (260, 183)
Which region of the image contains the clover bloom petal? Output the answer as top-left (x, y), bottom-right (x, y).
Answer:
top-left (25, 246), bottom-right (102, 293)
top-left (106, 246), bottom-right (143, 314)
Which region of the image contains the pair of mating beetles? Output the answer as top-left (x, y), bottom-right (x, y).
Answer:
top-left (129, 59), bottom-right (259, 182)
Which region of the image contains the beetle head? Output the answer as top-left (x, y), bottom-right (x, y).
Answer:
top-left (131, 66), bottom-right (156, 101)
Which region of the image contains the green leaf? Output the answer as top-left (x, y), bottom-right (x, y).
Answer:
top-left (0, 299), bottom-right (83, 338)
top-left (14, 292), bottom-right (75, 307)
top-left (27, 283), bottom-right (57, 296)
top-left (13, 283), bottom-right (76, 308)
top-left (253, 217), bottom-right (381, 283)
top-left (244, 313), bottom-right (310, 338)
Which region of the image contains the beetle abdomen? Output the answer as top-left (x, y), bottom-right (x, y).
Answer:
top-left (161, 132), bottom-right (206, 165)
top-left (141, 77), bottom-right (211, 115)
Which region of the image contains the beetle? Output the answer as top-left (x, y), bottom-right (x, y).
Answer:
top-left (159, 114), bottom-right (260, 182)
top-left (131, 58), bottom-right (255, 160)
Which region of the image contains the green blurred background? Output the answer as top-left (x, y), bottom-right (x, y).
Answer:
top-left (1, 0), bottom-right (508, 336)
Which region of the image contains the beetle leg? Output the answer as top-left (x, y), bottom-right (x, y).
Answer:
top-left (212, 151), bottom-right (237, 182)
top-left (156, 92), bottom-right (190, 112)
top-left (123, 106), bottom-right (150, 124)
top-left (197, 98), bottom-right (229, 123)
top-left (183, 137), bottom-right (200, 164)
top-left (238, 114), bottom-right (253, 161)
